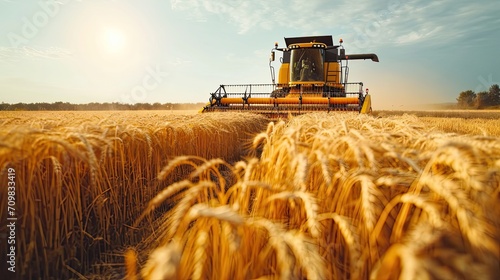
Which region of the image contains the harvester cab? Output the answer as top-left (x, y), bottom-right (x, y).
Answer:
top-left (202, 35), bottom-right (378, 118)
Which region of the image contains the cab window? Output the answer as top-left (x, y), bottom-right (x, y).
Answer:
top-left (290, 49), bottom-right (324, 82)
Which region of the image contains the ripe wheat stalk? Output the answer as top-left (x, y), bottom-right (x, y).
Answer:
top-left (2, 110), bottom-right (499, 279)
top-left (135, 113), bottom-right (499, 280)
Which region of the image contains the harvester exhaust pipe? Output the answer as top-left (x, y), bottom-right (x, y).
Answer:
top-left (345, 53), bottom-right (379, 62)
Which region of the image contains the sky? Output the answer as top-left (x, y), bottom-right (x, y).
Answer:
top-left (0, 0), bottom-right (499, 109)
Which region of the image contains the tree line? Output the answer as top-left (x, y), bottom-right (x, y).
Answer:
top-left (0, 102), bottom-right (207, 111)
top-left (457, 84), bottom-right (500, 109)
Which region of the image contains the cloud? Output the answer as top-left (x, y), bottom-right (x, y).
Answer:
top-left (170, 0), bottom-right (500, 50)
top-left (167, 57), bottom-right (192, 66)
top-left (170, 0), bottom-right (391, 35)
top-left (170, 0), bottom-right (288, 33)
top-left (0, 46), bottom-right (72, 62)
top-left (352, 0), bottom-right (500, 49)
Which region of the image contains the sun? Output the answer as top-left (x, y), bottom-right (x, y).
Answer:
top-left (101, 28), bottom-right (126, 55)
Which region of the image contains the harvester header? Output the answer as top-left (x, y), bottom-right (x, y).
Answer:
top-left (201, 35), bottom-right (378, 118)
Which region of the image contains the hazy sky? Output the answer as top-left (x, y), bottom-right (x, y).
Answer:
top-left (0, 0), bottom-right (499, 109)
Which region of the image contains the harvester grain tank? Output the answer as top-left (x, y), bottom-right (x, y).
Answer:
top-left (201, 35), bottom-right (378, 117)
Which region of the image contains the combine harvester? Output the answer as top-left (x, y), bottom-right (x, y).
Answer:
top-left (201, 35), bottom-right (378, 117)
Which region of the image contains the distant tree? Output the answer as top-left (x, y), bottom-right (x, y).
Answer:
top-left (0, 102), bottom-right (9, 110)
top-left (0, 101), bottom-right (207, 111)
top-left (475, 91), bottom-right (489, 108)
top-left (12, 103), bottom-right (28, 111)
top-left (53, 101), bottom-right (64, 110)
top-left (27, 103), bottom-right (38, 110)
top-left (151, 102), bottom-right (161, 110)
top-left (488, 84), bottom-right (500, 106)
top-left (135, 103), bottom-right (152, 110)
top-left (457, 90), bottom-right (476, 108)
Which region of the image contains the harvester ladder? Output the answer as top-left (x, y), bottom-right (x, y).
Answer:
top-left (341, 61), bottom-right (349, 85)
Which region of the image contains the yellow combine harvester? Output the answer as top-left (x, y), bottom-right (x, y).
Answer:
top-left (201, 35), bottom-right (378, 117)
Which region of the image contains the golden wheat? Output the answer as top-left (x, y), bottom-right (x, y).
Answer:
top-left (138, 112), bottom-right (500, 280)
top-left (2, 110), bottom-right (500, 279)
top-left (0, 111), bottom-right (267, 279)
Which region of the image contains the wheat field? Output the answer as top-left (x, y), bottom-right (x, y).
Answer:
top-left (0, 111), bottom-right (268, 279)
top-left (1, 110), bottom-right (499, 279)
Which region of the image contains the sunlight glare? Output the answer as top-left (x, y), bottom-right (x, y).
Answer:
top-left (101, 28), bottom-right (126, 55)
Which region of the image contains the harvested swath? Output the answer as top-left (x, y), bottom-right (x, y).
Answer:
top-left (140, 112), bottom-right (500, 279)
top-left (0, 111), bottom-right (268, 279)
